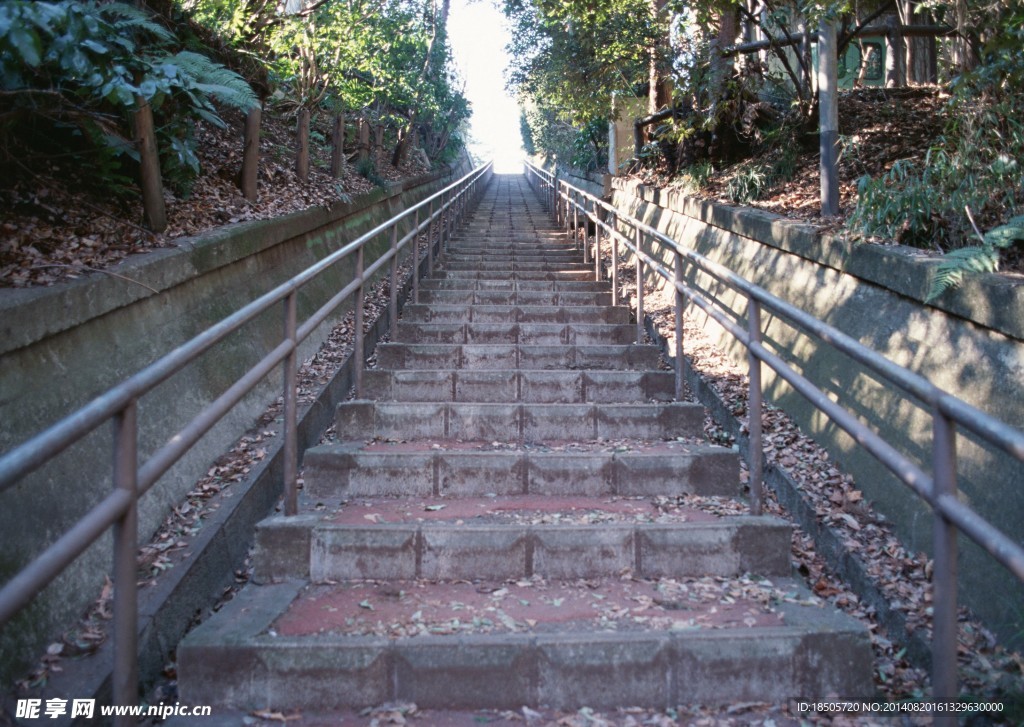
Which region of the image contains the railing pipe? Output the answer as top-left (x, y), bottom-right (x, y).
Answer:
top-left (530, 162), bottom-right (1024, 462)
top-left (0, 163), bottom-right (492, 495)
top-left (427, 199), bottom-right (435, 280)
top-left (572, 192), bottom-right (579, 250)
top-left (138, 338), bottom-right (295, 495)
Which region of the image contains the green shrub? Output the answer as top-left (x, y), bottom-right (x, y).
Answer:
top-left (726, 163), bottom-right (770, 204)
top-left (0, 1), bottom-right (257, 196)
top-left (849, 14), bottom-right (1024, 291)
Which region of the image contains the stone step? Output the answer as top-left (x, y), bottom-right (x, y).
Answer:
top-left (174, 175), bottom-right (875, 715)
top-left (395, 322), bottom-right (639, 345)
top-left (446, 251), bottom-right (582, 262)
top-left (416, 289), bottom-right (612, 306)
top-left (178, 578), bottom-right (873, 711)
top-left (376, 343), bottom-right (662, 370)
top-left (253, 501), bottom-right (793, 582)
top-left (336, 401), bottom-right (702, 441)
top-left (442, 261), bottom-right (592, 273)
top-left (362, 369), bottom-right (673, 403)
top-left (456, 231), bottom-right (565, 239)
top-left (439, 269), bottom-right (595, 281)
top-left (420, 278), bottom-right (609, 292)
top-left (448, 245), bottom-right (578, 253)
top-left (401, 304), bottom-right (629, 325)
top-left (301, 441), bottom-right (738, 499)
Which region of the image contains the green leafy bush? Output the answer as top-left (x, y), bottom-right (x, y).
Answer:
top-left (0, 0), bottom-right (257, 196)
top-left (849, 10), bottom-right (1024, 291)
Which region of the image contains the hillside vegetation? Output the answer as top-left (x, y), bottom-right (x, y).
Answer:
top-left (0, 0), bottom-right (470, 287)
top-left (509, 0), bottom-right (1024, 294)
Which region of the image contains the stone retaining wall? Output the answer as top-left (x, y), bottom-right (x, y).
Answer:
top-left (0, 168), bottom-right (461, 682)
top-left (606, 176), bottom-right (1024, 648)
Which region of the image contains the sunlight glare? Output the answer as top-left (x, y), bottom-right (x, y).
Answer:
top-left (448, 0), bottom-right (525, 172)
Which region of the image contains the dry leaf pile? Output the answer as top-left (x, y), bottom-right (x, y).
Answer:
top-left (275, 573), bottom-right (794, 640)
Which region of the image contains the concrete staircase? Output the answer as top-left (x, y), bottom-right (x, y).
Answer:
top-left (178, 175), bottom-right (872, 712)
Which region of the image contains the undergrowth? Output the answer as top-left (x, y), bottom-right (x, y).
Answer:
top-left (849, 17), bottom-right (1024, 298)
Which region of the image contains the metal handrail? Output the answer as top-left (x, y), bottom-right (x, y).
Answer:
top-left (0, 161), bottom-right (494, 722)
top-left (524, 159), bottom-right (1024, 721)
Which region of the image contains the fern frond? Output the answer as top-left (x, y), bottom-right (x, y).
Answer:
top-left (984, 215), bottom-right (1024, 247)
top-left (165, 51), bottom-right (258, 111)
top-left (97, 2), bottom-right (174, 43)
top-left (926, 246), bottom-right (1001, 301)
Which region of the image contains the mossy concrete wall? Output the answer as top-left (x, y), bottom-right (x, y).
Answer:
top-left (609, 177), bottom-right (1024, 648)
top-left (0, 169), bottom-right (460, 683)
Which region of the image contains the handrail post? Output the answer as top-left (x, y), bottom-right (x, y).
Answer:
top-left (354, 245), bottom-right (365, 397)
top-left (594, 207), bottom-right (602, 282)
top-left (552, 168), bottom-right (559, 219)
top-left (932, 409), bottom-right (959, 726)
top-left (415, 208), bottom-right (423, 305)
top-left (389, 223), bottom-right (398, 340)
top-left (283, 292), bottom-right (298, 515)
top-left (557, 183), bottom-right (564, 228)
top-left (635, 226), bottom-right (645, 344)
top-left (611, 212), bottom-right (619, 307)
top-left (427, 200), bottom-right (435, 280)
top-left (112, 402), bottom-right (138, 727)
top-left (747, 299), bottom-right (764, 516)
top-left (674, 251), bottom-right (685, 401)
top-left (582, 198), bottom-right (590, 265)
top-left (572, 193), bottom-right (579, 250)
top-left (443, 191), bottom-right (450, 248)
top-left (564, 186), bottom-right (570, 235)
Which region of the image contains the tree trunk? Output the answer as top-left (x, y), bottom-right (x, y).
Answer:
top-left (134, 97), bottom-right (166, 233)
top-left (296, 108), bottom-right (310, 182)
top-left (797, 15), bottom-right (812, 98)
top-left (330, 113), bottom-right (345, 178)
top-left (241, 107), bottom-right (261, 201)
top-left (358, 118), bottom-right (371, 166)
top-left (885, 14), bottom-right (906, 87)
top-left (393, 0), bottom-right (451, 168)
top-left (903, 3), bottom-right (938, 84)
top-left (954, 0), bottom-right (975, 74)
top-left (647, 0), bottom-right (673, 116)
top-left (709, 5), bottom-right (740, 101)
